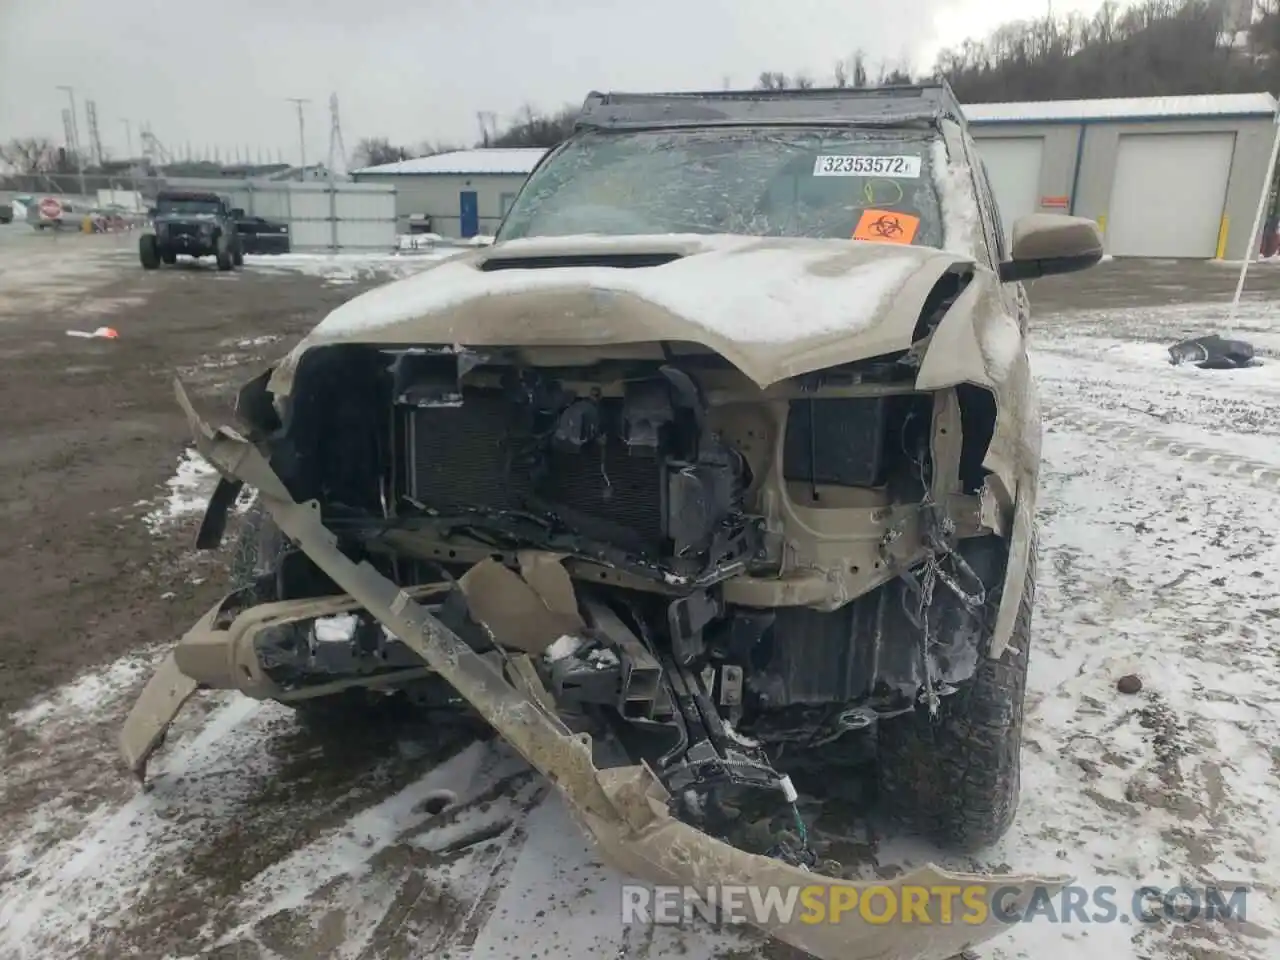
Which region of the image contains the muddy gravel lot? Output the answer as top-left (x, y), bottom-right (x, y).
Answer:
top-left (2, 229), bottom-right (1279, 960)
top-left (0, 228), bottom-right (393, 710)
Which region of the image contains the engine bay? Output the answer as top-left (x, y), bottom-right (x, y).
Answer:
top-left (218, 338), bottom-right (1009, 861)
top-left (390, 347), bottom-right (761, 584)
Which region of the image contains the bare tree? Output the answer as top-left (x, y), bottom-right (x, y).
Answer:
top-left (875, 63), bottom-right (915, 86)
top-left (476, 111), bottom-right (499, 147)
top-left (756, 71), bottom-right (791, 90)
top-left (0, 137), bottom-right (58, 174)
top-left (351, 137), bottom-right (413, 168)
top-left (852, 52), bottom-right (869, 87)
top-left (487, 104), bottom-right (578, 148)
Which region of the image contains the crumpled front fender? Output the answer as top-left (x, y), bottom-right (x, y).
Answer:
top-left (119, 379), bottom-right (1069, 960)
top-left (916, 275), bottom-right (1040, 659)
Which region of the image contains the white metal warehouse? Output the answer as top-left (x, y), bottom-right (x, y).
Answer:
top-left (354, 92), bottom-right (1279, 257)
top-left (966, 93), bottom-right (1279, 259)
top-left (352, 148), bottom-right (546, 239)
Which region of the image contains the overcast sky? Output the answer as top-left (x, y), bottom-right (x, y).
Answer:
top-left (1, 0), bottom-right (1114, 165)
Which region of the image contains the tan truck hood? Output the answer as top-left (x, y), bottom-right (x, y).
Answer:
top-left (269, 233), bottom-right (978, 398)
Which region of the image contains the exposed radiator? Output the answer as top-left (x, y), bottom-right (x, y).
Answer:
top-left (400, 391), bottom-right (664, 543)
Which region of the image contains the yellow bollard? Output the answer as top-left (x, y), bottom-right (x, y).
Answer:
top-left (82, 215), bottom-right (93, 234)
top-left (1216, 216), bottom-right (1230, 260)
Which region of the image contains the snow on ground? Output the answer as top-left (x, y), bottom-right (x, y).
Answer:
top-left (396, 233), bottom-right (493, 252)
top-left (142, 447), bottom-right (219, 533)
top-left (2, 287), bottom-right (1279, 959)
top-left (245, 248), bottom-right (459, 285)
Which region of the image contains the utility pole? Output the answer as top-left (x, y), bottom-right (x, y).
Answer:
top-left (327, 92), bottom-right (348, 180)
top-left (287, 98), bottom-right (310, 180)
top-left (1229, 99), bottom-right (1280, 322)
top-left (121, 119), bottom-right (137, 198)
top-left (85, 99), bottom-right (104, 166)
top-left (56, 85), bottom-right (87, 196)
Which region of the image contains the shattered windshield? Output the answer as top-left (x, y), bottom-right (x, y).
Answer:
top-left (156, 198), bottom-right (221, 216)
top-left (498, 127), bottom-right (944, 248)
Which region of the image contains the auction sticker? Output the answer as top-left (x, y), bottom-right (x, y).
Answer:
top-left (813, 155), bottom-right (921, 177)
top-left (853, 209), bottom-right (920, 244)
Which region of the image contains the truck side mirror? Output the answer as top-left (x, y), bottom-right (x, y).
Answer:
top-left (998, 214), bottom-right (1104, 282)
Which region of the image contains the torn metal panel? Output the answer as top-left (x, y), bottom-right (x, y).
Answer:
top-left (913, 277), bottom-right (1041, 660)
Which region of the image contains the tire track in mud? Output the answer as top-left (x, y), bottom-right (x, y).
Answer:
top-left (1043, 405), bottom-right (1280, 491)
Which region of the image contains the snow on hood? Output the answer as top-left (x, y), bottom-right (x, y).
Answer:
top-left (306, 234), bottom-right (925, 343)
top-left (270, 233), bottom-right (975, 394)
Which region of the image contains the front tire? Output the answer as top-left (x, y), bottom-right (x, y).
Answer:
top-left (216, 245), bottom-right (233, 271)
top-left (875, 536), bottom-right (1036, 851)
top-left (139, 234), bottom-right (161, 269)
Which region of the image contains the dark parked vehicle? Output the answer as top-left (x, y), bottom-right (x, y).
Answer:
top-left (232, 210), bottom-right (291, 255)
top-left (140, 191), bottom-right (243, 271)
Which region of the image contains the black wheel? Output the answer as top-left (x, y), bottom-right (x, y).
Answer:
top-left (216, 244), bottom-right (234, 271)
top-left (875, 534), bottom-right (1036, 851)
top-left (232, 242), bottom-right (244, 267)
top-left (139, 234), bottom-right (161, 269)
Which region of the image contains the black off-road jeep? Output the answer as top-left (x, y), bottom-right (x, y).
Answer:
top-left (140, 191), bottom-right (244, 271)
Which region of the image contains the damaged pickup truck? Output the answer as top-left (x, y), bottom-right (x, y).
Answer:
top-left (123, 82), bottom-right (1102, 960)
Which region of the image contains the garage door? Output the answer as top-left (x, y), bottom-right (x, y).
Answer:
top-left (1107, 132), bottom-right (1235, 258)
top-left (973, 137), bottom-right (1044, 246)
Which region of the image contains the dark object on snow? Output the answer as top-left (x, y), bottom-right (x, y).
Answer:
top-left (1116, 674), bottom-right (1143, 695)
top-left (1168, 334), bottom-right (1256, 369)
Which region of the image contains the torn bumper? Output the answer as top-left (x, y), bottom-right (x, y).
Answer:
top-left (121, 380), bottom-right (1068, 960)
top-left (119, 588), bottom-right (441, 780)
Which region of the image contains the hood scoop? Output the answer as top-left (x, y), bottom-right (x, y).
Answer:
top-left (479, 251), bottom-right (684, 272)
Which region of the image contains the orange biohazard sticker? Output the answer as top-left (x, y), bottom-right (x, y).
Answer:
top-left (853, 209), bottom-right (920, 244)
